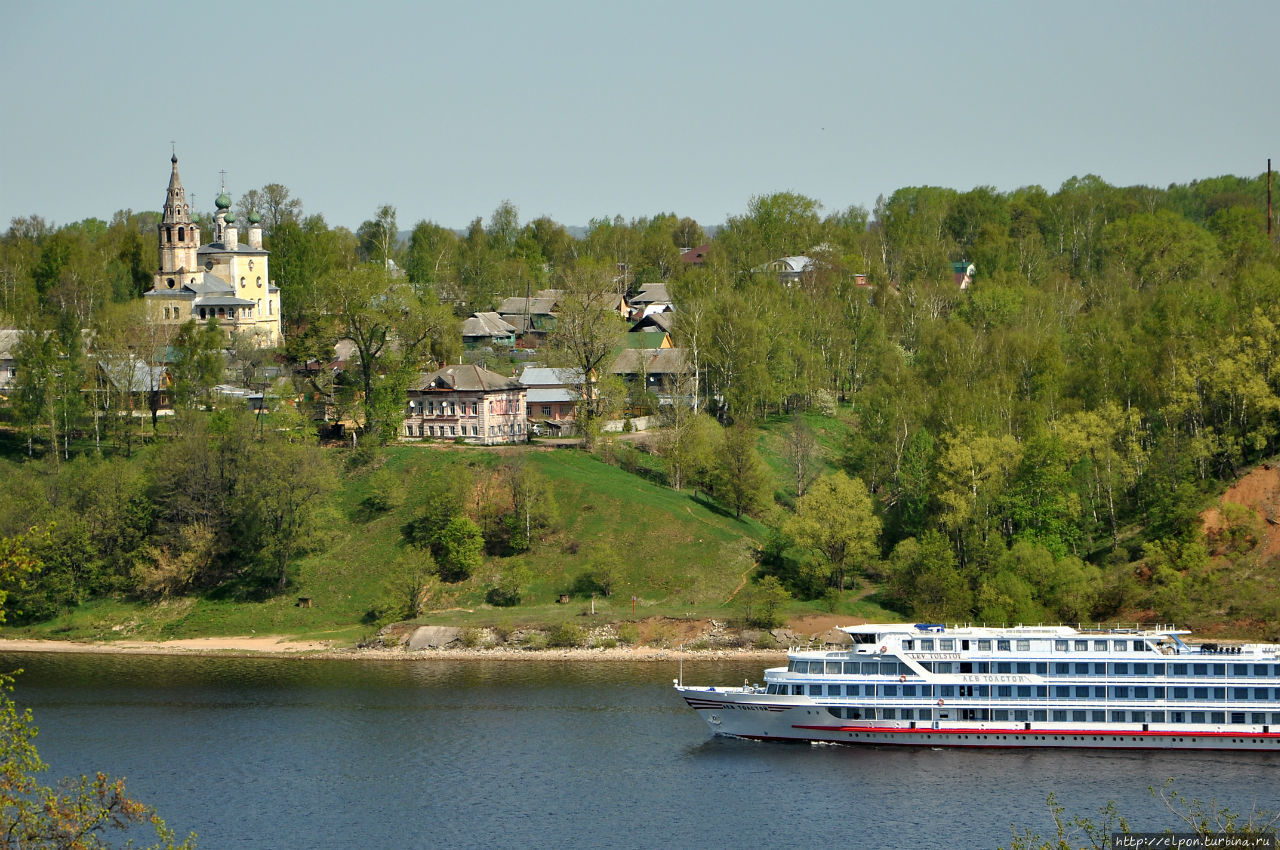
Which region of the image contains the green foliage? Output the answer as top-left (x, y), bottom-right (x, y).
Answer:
top-left (737, 574), bottom-right (791, 628)
top-left (486, 563), bottom-right (530, 607)
top-left (545, 622), bottom-right (587, 648)
top-left (434, 516), bottom-right (484, 582)
top-left (782, 471), bottom-right (880, 591)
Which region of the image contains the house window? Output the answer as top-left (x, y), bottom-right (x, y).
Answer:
top-left (240, 277), bottom-right (246, 288)
top-left (256, 276), bottom-right (262, 288)
top-left (542, 406), bottom-right (551, 417)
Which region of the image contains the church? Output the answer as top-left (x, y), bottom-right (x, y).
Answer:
top-left (142, 154), bottom-right (282, 347)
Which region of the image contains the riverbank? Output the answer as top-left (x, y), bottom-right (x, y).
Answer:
top-left (0, 636), bottom-right (789, 662)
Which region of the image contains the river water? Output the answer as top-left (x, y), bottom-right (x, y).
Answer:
top-left (4, 652), bottom-right (1278, 849)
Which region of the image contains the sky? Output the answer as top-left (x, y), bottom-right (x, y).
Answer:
top-left (2, 0), bottom-right (1277, 233)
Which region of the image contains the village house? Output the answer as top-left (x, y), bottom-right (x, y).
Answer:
top-left (403, 364), bottom-right (527, 445)
top-left (0, 329), bottom-right (20, 393)
top-left (461, 312), bottom-right (517, 349)
top-left (611, 347), bottom-right (693, 408)
top-left (518, 365), bottom-right (584, 435)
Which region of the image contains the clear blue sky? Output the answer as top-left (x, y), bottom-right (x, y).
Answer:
top-left (2, 0), bottom-right (1276, 232)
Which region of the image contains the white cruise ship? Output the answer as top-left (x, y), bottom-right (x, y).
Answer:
top-left (675, 623), bottom-right (1280, 749)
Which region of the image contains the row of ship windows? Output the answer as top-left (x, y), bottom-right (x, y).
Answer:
top-left (908, 638), bottom-right (1152, 653)
top-left (824, 707), bottom-right (1277, 725)
top-left (788, 659), bottom-right (1280, 677)
top-left (769, 682), bottom-right (1280, 701)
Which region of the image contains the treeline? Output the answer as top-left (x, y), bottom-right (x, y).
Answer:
top-left (3, 171), bottom-right (1280, 628)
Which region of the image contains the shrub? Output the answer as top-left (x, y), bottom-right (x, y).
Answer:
top-left (753, 631), bottom-right (779, 650)
top-left (595, 637), bottom-right (618, 649)
top-left (546, 622), bottom-right (586, 648)
top-left (460, 627), bottom-right (483, 648)
top-left (616, 622), bottom-right (639, 645)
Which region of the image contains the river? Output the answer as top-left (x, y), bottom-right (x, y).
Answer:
top-left (4, 652), bottom-right (1278, 849)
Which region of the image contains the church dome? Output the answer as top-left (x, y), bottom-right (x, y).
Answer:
top-left (225, 211), bottom-right (237, 224)
top-left (215, 192), bottom-right (232, 210)
top-left (248, 211), bottom-right (261, 224)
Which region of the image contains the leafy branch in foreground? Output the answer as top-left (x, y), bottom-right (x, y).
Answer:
top-left (1001, 781), bottom-right (1278, 850)
top-left (0, 527), bottom-right (196, 849)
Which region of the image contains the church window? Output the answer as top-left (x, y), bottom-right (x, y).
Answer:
top-left (256, 276), bottom-right (262, 288)
top-left (167, 278), bottom-right (175, 289)
top-left (166, 227), bottom-right (172, 243)
top-left (200, 308), bottom-right (206, 319)
top-left (248, 260), bottom-right (254, 271)
top-left (178, 226), bottom-right (184, 241)
top-left (269, 299), bottom-right (274, 315)
top-left (218, 308), bottom-right (225, 317)
top-left (240, 277), bottom-right (246, 288)
top-left (257, 299), bottom-right (262, 314)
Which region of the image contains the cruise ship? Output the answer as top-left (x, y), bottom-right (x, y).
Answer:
top-left (675, 623), bottom-right (1280, 749)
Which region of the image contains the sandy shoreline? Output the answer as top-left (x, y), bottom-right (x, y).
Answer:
top-left (0, 636), bottom-right (789, 663)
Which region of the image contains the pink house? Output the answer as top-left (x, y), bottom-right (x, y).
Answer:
top-left (403, 364), bottom-right (528, 445)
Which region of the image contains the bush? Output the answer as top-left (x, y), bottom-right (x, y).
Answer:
top-left (595, 637), bottom-right (618, 649)
top-left (616, 622), bottom-right (639, 645)
top-left (753, 631), bottom-right (779, 650)
top-left (546, 622), bottom-right (586, 648)
top-left (460, 627), bottom-right (483, 648)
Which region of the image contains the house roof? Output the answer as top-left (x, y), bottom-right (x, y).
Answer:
top-left (97, 358), bottom-right (168, 391)
top-left (410, 364), bottom-right (523, 393)
top-left (527, 387), bottom-right (577, 404)
top-left (519, 366), bottom-right (585, 387)
top-left (0, 329), bottom-right (22, 360)
top-left (631, 282), bottom-right (670, 305)
top-left (497, 295), bottom-right (559, 316)
top-left (681, 243), bottom-right (710, 265)
top-left (630, 312), bottom-right (674, 334)
top-left (612, 347), bottom-right (689, 376)
top-left (462, 311), bottom-right (517, 337)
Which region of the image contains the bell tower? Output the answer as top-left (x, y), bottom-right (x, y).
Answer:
top-left (155, 153), bottom-right (201, 290)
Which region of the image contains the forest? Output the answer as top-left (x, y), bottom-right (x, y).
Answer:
top-left (2, 170), bottom-right (1280, 634)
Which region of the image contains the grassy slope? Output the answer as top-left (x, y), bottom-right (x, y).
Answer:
top-left (10, 441), bottom-right (899, 645)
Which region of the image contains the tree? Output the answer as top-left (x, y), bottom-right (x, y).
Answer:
top-left (357, 204), bottom-right (399, 270)
top-left (782, 415), bottom-right (820, 499)
top-left (713, 423), bottom-right (769, 519)
top-left (236, 183), bottom-right (302, 235)
top-left (543, 263), bottom-right (628, 444)
top-left (505, 461), bottom-right (557, 553)
top-left (782, 471), bottom-right (880, 591)
top-left (316, 263), bottom-right (459, 442)
top-left (434, 515), bottom-right (483, 582)
top-left (243, 438), bottom-right (336, 591)
top-left (168, 318), bottom-right (224, 412)
top-left (737, 574), bottom-right (791, 628)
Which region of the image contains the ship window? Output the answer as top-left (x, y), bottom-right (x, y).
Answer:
top-left (1052, 710), bottom-right (1067, 722)
top-left (940, 686), bottom-right (955, 698)
top-left (1016, 640), bottom-right (1030, 651)
top-left (1211, 711), bottom-right (1225, 724)
top-left (1134, 687), bottom-right (1149, 699)
top-left (842, 662), bottom-right (858, 674)
top-left (1055, 686), bottom-right (1071, 698)
top-left (1074, 640), bottom-right (1088, 651)
top-left (1134, 641), bottom-right (1147, 651)
top-left (1173, 687), bottom-right (1188, 699)
top-left (1055, 640), bottom-right (1068, 652)
top-left (808, 685), bottom-right (821, 696)
top-left (1110, 711), bottom-right (1126, 722)
top-left (1075, 687), bottom-right (1090, 698)
top-left (1256, 688), bottom-right (1270, 700)
top-left (792, 685), bottom-right (803, 695)
top-left (827, 685), bottom-right (841, 697)
top-left (1016, 662), bottom-right (1032, 674)
top-left (1231, 664), bottom-right (1248, 676)
top-left (788, 660), bottom-right (804, 673)
top-left (1252, 713), bottom-right (1267, 724)
top-left (977, 640), bottom-right (991, 651)
top-left (1192, 663), bottom-right (1207, 676)
top-left (1035, 663), bottom-right (1048, 675)
top-left (1092, 710), bottom-right (1106, 722)
top-left (1033, 710), bottom-right (1047, 721)
top-left (765, 684), bottom-right (777, 694)
top-left (881, 709), bottom-right (896, 719)
top-left (845, 685), bottom-right (859, 697)
top-left (1234, 688), bottom-right (1250, 700)
top-left (901, 709), bottom-right (915, 720)
top-left (1171, 712), bottom-right (1185, 723)
top-left (993, 710), bottom-right (1009, 721)
top-left (1254, 665), bottom-right (1270, 677)
top-left (1072, 710), bottom-right (1086, 722)
top-left (1172, 664), bottom-right (1188, 676)
top-left (919, 639), bottom-right (934, 651)
top-left (1075, 663), bottom-right (1090, 675)
top-left (997, 640), bottom-right (1010, 652)
top-left (933, 662), bottom-right (953, 674)
top-left (1093, 663), bottom-right (1107, 675)
top-left (1213, 687), bottom-right (1225, 699)
top-left (1193, 687), bottom-right (1209, 699)
top-left (1017, 686), bottom-right (1032, 698)
top-left (1014, 710), bottom-right (1029, 721)
top-left (1112, 687), bottom-right (1130, 698)
top-left (1133, 663), bottom-right (1149, 675)
top-left (825, 661), bottom-right (842, 674)
top-left (1212, 664), bottom-right (1226, 676)
top-left (1113, 640), bottom-right (1126, 651)
top-left (902, 685), bottom-right (916, 697)
top-left (1153, 664), bottom-right (1165, 675)
top-left (939, 639), bottom-right (954, 651)
top-left (1113, 663), bottom-right (1129, 675)
top-left (997, 686), bottom-right (1012, 698)
top-left (1054, 663), bottom-right (1070, 675)
top-left (1094, 640), bottom-right (1108, 651)
top-left (1151, 711), bottom-right (1165, 722)
top-left (883, 685), bottom-right (898, 697)
top-left (996, 662), bottom-right (1012, 674)
top-left (902, 640), bottom-right (913, 650)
